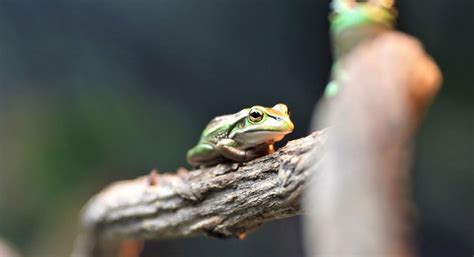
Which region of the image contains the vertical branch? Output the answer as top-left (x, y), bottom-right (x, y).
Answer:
top-left (305, 31), bottom-right (441, 257)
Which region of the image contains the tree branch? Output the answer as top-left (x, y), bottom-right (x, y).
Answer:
top-left (72, 130), bottom-right (328, 257)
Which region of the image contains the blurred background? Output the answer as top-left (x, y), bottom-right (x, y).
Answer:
top-left (0, 0), bottom-right (472, 256)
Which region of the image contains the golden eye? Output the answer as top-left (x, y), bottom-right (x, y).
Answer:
top-left (249, 109), bottom-right (264, 123)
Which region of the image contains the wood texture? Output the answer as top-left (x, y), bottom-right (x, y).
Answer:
top-left (72, 130), bottom-right (328, 257)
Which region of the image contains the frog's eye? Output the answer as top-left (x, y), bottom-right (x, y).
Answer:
top-left (248, 108), bottom-right (264, 123)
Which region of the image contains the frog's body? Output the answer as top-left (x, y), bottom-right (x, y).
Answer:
top-left (187, 104), bottom-right (294, 166)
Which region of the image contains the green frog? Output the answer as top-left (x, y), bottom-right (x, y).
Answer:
top-left (187, 104), bottom-right (294, 166)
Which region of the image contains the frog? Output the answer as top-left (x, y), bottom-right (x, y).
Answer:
top-left (187, 103), bottom-right (294, 167)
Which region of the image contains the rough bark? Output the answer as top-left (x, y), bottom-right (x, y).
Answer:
top-left (72, 130), bottom-right (328, 257)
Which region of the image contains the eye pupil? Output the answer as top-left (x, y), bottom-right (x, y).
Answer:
top-left (250, 111), bottom-right (260, 118)
top-left (249, 109), bottom-right (263, 122)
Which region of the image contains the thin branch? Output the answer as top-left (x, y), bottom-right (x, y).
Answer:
top-left (72, 130), bottom-right (328, 257)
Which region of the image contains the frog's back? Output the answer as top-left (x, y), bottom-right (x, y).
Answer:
top-left (200, 110), bottom-right (246, 144)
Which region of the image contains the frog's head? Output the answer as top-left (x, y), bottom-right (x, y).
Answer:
top-left (231, 103), bottom-right (294, 147)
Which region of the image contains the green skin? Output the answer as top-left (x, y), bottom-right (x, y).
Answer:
top-left (187, 104), bottom-right (294, 166)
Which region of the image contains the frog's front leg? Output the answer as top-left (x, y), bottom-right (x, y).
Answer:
top-left (216, 139), bottom-right (266, 162)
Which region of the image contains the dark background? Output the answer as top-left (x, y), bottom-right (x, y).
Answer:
top-left (0, 0), bottom-right (472, 256)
